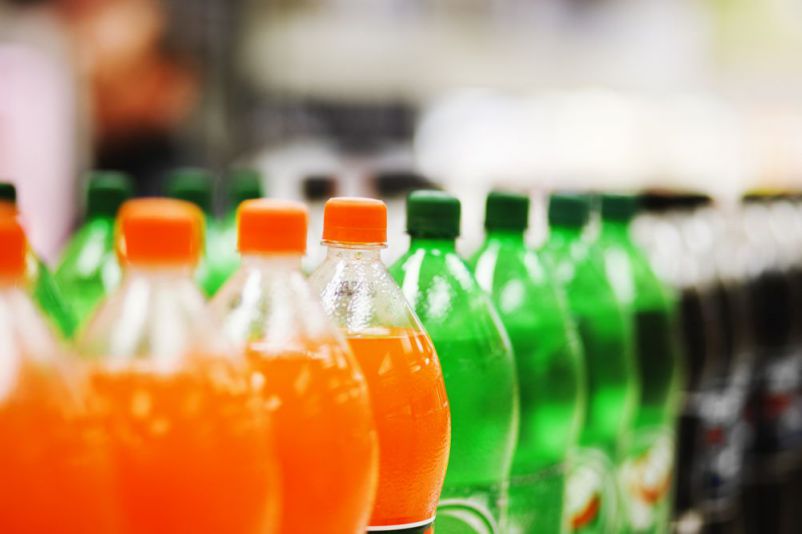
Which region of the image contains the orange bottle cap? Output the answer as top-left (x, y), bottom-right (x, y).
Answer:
top-left (118, 198), bottom-right (204, 266)
top-left (0, 210), bottom-right (26, 278)
top-left (322, 197), bottom-right (387, 245)
top-left (238, 199), bottom-right (308, 254)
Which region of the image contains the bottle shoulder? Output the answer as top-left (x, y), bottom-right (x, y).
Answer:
top-left (77, 273), bottom-right (228, 371)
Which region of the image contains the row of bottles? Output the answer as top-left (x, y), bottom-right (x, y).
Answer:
top-left (3, 175), bottom-right (685, 533)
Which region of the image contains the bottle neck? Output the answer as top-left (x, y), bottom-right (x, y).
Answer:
top-left (125, 263), bottom-right (196, 279)
top-left (323, 242), bottom-right (385, 262)
top-left (240, 254), bottom-right (303, 271)
top-left (549, 224), bottom-right (585, 243)
top-left (486, 228), bottom-right (525, 245)
top-left (600, 219), bottom-right (632, 241)
top-left (408, 235), bottom-right (457, 252)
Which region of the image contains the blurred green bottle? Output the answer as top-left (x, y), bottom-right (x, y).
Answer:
top-left (215, 168), bottom-right (263, 284)
top-left (55, 171), bottom-right (132, 329)
top-left (595, 194), bottom-right (681, 534)
top-left (541, 193), bottom-right (638, 533)
top-left (0, 182), bottom-right (77, 338)
top-left (470, 192), bottom-right (585, 534)
top-left (389, 190), bottom-right (519, 533)
top-left (166, 167), bottom-right (225, 296)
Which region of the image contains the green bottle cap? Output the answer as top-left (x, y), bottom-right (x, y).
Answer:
top-left (166, 167), bottom-right (214, 213)
top-left (485, 191), bottom-right (528, 231)
top-left (406, 189), bottom-right (460, 239)
top-left (548, 193), bottom-right (591, 228)
top-left (0, 182), bottom-right (17, 204)
top-left (228, 168), bottom-right (263, 207)
top-left (87, 171), bottom-right (133, 218)
top-left (600, 193), bottom-right (637, 222)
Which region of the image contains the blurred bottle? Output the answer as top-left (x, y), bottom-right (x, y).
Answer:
top-left (470, 191), bottom-right (585, 533)
top-left (0, 208), bottom-right (118, 534)
top-left (595, 194), bottom-right (682, 534)
top-left (739, 193), bottom-right (802, 534)
top-left (541, 193), bottom-right (637, 533)
top-left (390, 190), bottom-right (519, 532)
top-left (56, 171), bottom-right (132, 328)
top-left (309, 197), bottom-right (451, 533)
top-left (302, 174), bottom-right (338, 272)
top-left (77, 198), bottom-right (280, 534)
top-left (166, 167), bottom-right (225, 296)
top-left (212, 199), bottom-right (378, 533)
top-left (213, 168), bottom-right (264, 286)
top-left (0, 182), bottom-right (76, 338)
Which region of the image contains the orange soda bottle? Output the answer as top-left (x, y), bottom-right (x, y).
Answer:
top-left (211, 199), bottom-right (379, 533)
top-left (77, 198), bottom-right (280, 534)
top-left (309, 197), bottom-right (451, 533)
top-left (0, 207), bottom-right (118, 533)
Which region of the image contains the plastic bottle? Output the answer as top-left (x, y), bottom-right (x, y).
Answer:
top-left (0, 182), bottom-right (76, 338)
top-left (309, 197), bottom-right (451, 533)
top-left (214, 168), bottom-right (264, 285)
top-left (0, 208), bottom-right (118, 533)
top-left (166, 167), bottom-right (225, 296)
top-left (389, 190), bottom-right (519, 532)
top-left (470, 191), bottom-right (586, 534)
top-left (595, 194), bottom-right (682, 533)
top-left (212, 199), bottom-right (378, 533)
top-left (77, 198), bottom-right (280, 534)
top-left (541, 193), bottom-right (638, 533)
top-left (56, 171), bottom-right (132, 327)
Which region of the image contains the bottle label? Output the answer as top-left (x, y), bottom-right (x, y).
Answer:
top-left (619, 430), bottom-right (675, 532)
top-left (434, 481), bottom-right (506, 534)
top-left (750, 350), bottom-right (802, 461)
top-left (566, 448), bottom-right (621, 532)
top-left (507, 463), bottom-right (566, 534)
top-left (367, 517), bottom-right (435, 533)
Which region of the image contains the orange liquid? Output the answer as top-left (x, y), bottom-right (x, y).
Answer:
top-left (246, 341), bottom-right (378, 533)
top-left (347, 329), bottom-right (451, 529)
top-left (91, 358), bottom-right (279, 534)
top-left (0, 361), bottom-right (118, 534)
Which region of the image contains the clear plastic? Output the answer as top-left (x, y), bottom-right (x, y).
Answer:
top-left (0, 279), bottom-right (117, 533)
top-left (211, 254), bottom-right (378, 534)
top-left (77, 264), bottom-right (280, 534)
top-left (309, 243), bottom-right (451, 533)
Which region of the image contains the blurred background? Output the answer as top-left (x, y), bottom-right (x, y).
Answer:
top-left (2, 0), bottom-right (802, 261)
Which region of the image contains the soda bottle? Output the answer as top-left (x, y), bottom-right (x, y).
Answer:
top-left (470, 191), bottom-right (586, 533)
top-left (166, 167), bottom-right (226, 296)
top-left (214, 168), bottom-right (264, 285)
top-left (212, 199), bottom-right (378, 533)
top-left (389, 190), bottom-right (519, 532)
top-left (0, 181), bottom-right (76, 338)
top-left (0, 208), bottom-right (118, 533)
top-left (56, 171), bottom-right (132, 327)
top-left (595, 194), bottom-right (682, 533)
top-left (541, 193), bottom-right (638, 533)
top-left (309, 197), bottom-right (451, 533)
top-left (77, 198), bottom-right (280, 534)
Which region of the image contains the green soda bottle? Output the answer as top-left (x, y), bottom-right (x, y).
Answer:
top-left (55, 171), bottom-right (131, 328)
top-left (541, 193), bottom-right (638, 533)
top-left (595, 194), bottom-right (681, 534)
top-left (0, 182), bottom-right (77, 338)
top-left (214, 168), bottom-right (263, 285)
top-left (470, 192), bottom-right (586, 534)
top-left (389, 190), bottom-right (519, 533)
top-left (166, 167), bottom-right (224, 296)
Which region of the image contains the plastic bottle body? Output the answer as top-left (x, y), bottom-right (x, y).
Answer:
top-left (391, 237), bottom-right (519, 532)
top-left (542, 226), bottom-right (638, 533)
top-left (55, 216), bottom-right (120, 329)
top-left (596, 221), bottom-right (682, 533)
top-left (310, 244), bottom-right (451, 533)
top-left (471, 231), bottom-right (586, 534)
top-left (78, 266), bottom-right (280, 534)
top-left (0, 282), bottom-right (118, 533)
top-left (212, 255), bottom-right (378, 533)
